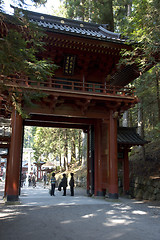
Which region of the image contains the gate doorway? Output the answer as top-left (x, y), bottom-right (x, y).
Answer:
top-left (21, 125), bottom-right (89, 194)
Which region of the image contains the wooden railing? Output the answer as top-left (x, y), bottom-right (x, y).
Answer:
top-left (1, 76), bottom-right (135, 97)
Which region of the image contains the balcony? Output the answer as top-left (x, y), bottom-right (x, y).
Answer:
top-left (1, 75), bottom-right (135, 98)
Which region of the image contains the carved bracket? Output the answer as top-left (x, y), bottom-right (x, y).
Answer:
top-left (75, 99), bottom-right (91, 115)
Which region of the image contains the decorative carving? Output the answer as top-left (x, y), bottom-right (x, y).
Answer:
top-left (112, 111), bottom-right (119, 119)
top-left (75, 99), bottom-right (91, 115)
top-left (42, 96), bottom-right (58, 110)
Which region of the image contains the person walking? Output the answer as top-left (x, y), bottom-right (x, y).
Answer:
top-left (43, 173), bottom-right (47, 188)
top-left (51, 173), bottom-right (56, 196)
top-left (69, 173), bottom-right (75, 196)
top-left (32, 174), bottom-right (36, 188)
top-left (61, 174), bottom-right (67, 196)
top-left (28, 175), bottom-right (31, 187)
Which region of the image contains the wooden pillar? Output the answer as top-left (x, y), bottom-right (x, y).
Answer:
top-left (40, 166), bottom-right (42, 180)
top-left (101, 122), bottom-right (109, 195)
top-left (5, 109), bottom-right (23, 201)
top-left (87, 125), bottom-right (94, 195)
top-left (87, 129), bottom-right (90, 194)
top-left (36, 165), bottom-right (39, 179)
top-left (94, 120), bottom-right (102, 196)
top-left (109, 110), bottom-right (118, 199)
top-left (123, 148), bottom-right (130, 194)
top-left (4, 156), bottom-right (9, 197)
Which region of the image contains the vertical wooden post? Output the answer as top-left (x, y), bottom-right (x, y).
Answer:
top-left (94, 120), bottom-right (102, 196)
top-left (100, 121), bottom-right (109, 195)
top-left (40, 166), bottom-right (42, 180)
top-left (109, 110), bottom-right (118, 199)
top-left (4, 156), bottom-right (9, 197)
top-left (5, 109), bottom-right (23, 201)
top-left (87, 125), bottom-right (95, 195)
top-left (37, 165), bottom-right (39, 180)
top-left (123, 148), bottom-right (130, 194)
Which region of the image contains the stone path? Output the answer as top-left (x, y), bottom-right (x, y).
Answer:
top-left (0, 182), bottom-right (160, 240)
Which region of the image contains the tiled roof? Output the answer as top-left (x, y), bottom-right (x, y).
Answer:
top-left (110, 64), bottom-right (139, 86)
top-left (15, 8), bottom-right (125, 43)
top-left (117, 127), bottom-right (148, 146)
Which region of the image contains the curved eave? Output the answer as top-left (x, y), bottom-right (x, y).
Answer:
top-left (117, 127), bottom-right (148, 146)
top-left (10, 6), bottom-right (130, 45)
top-left (33, 23), bottom-right (127, 45)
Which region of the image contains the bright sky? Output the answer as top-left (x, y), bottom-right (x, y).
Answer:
top-left (3, 0), bottom-right (61, 15)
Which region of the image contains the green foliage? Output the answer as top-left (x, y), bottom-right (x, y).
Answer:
top-left (0, 14), bottom-right (56, 78)
top-left (118, 0), bottom-right (160, 69)
top-left (33, 127), bottom-right (63, 162)
top-left (114, 0), bottom-right (160, 141)
top-left (63, 0), bottom-right (114, 30)
top-left (31, 127), bottom-right (84, 166)
top-left (0, 8), bottom-right (57, 116)
top-left (23, 126), bottom-right (37, 148)
top-left (31, 0), bottom-right (47, 4)
top-left (113, 0), bottom-right (133, 32)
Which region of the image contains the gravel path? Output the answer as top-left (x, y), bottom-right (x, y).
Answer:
top-left (0, 182), bottom-right (160, 240)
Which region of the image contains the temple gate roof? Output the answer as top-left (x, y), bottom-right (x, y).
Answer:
top-left (14, 7), bottom-right (124, 43)
top-left (117, 127), bottom-right (148, 146)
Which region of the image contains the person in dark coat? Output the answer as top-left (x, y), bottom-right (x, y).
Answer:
top-left (51, 173), bottom-right (56, 196)
top-left (32, 174), bottom-right (36, 188)
top-left (69, 173), bottom-right (74, 196)
top-left (28, 175), bottom-right (31, 186)
top-left (60, 174), bottom-right (67, 196)
top-left (43, 173), bottom-right (47, 188)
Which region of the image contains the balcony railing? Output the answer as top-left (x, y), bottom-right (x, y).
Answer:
top-left (1, 76), bottom-right (135, 98)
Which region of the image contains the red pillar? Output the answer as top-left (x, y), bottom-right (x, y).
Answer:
top-left (36, 166), bottom-right (39, 180)
top-left (4, 156), bottom-right (9, 197)
top-left (40, 166), bottom-right (42, 180)
top-left (108, 110), bottom-right (118, 199)
top-left (123, 148), bottom-right (130, 194)
top-left (94, 120), bottom-right (102, 196)
top-left (5, 109), bottom-right (23, 201)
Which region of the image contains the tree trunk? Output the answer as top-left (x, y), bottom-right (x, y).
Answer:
top-left (126, 0), bottom-right (132, 16)
top-left (82, 132), bottom-right (87, 166)
top-left (129, 109), bottom-right (133, 127)
top-left (100, 0), bottom-right (114, 31)
top-left (137, 101), bottom-right (145, 161)
top-left (59, 154), bottom-right (62, 168)
top-left (64, 157), bottom-right (66, 170)
top-left (78, 130), bottom-right (82, 165)
top-left (71, 130), bottom-right (76, 164)
top-left (156, 69), bottom-right (160, 123)
top-left (64, 129), bottom-right (68, 170)
top-left (122, 111), bottom-right (129, 127)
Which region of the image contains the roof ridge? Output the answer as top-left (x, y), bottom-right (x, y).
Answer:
top-left (11, 5), bottom-right (101, 28)
top-left (10, 5), bottom-right (125, 43)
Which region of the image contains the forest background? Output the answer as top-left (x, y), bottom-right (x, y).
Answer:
top-left (0, 0), bottom-right (160, 174)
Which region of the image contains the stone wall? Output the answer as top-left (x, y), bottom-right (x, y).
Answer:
top-left (129, 177), bottom-right (160, 201)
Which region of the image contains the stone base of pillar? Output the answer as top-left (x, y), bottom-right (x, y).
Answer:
top-left (109, 193), bottom-right (119, 199)
top-left (7, 195), bottom-right (19, 201)
top-left (124, 190), bottom-right (130, 195)
top-left (87, 189), bottom-right (93, 196)
top-left (96, 191), bottom-right (105, 196)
